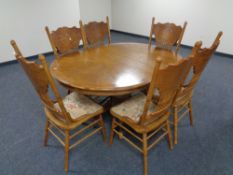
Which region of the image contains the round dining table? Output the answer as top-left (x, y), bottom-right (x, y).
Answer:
top-left (50, 43), bottom-right (182, 96)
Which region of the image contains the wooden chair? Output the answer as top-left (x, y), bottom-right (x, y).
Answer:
top-left (172, 31), bottom-right (223, 144)
top-left (10, 40), bottom-right (106, 172)
top-left (109, 57), bottom-right (193, 175)
top-left (80, 16), bottom-right (111, 48)
top-left (149, 17), bottom-right (187, 54)
top-left (45, 26), bottom-right (84, 58)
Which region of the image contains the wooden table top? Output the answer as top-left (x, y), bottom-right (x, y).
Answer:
top-left (50, 43), bottom-right (182, 96)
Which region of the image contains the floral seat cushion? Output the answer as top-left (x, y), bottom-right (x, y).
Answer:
top-left (55, 92), bottom-right (103, 120)
top-left (111, 92), bottom-right (156, 123)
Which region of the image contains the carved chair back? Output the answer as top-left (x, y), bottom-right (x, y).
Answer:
top-left (149, 17), bottom-right (187, 53)
top-left (140, 56), bottom-right (193, 125)
top-left (11, 40), bottom-right (72, 123)
top-left (175, 32), bottom-right (223, 104)
top-left (80, 16), bottom-right (111, 48)
top-left (45, 26), bottom-right (83, 57)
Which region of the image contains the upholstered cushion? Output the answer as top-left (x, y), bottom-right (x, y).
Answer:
top-left (55, 92), bottom-right (103, 120)
top-left (111, 92), bottom-right (156, 123)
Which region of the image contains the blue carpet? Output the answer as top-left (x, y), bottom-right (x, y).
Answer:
top-left (0, 31), bottom-right (232, 175)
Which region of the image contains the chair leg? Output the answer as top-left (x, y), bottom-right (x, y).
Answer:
top-left (142, 133), bottom-right (148, 175)
top-left (64, 130), bottom-right (70, 172)
top-left (166, 120), bottom-right (173, 150)
top-left (99, 115), bottom-right (107, 142)
top-left (188, 100), bottom-right (194, 126)
top-left (173, 107), bottom-right (178, 145)
top-left (43, 119), bottom-right (49, 146)
top-left (109, 118), bottom-right (116, 145)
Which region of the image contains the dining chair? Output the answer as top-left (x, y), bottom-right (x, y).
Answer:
top-left (80, 16), bottom-right (111, 48)
top-left (45, 26), bottom-right (84, 58)
top-left (109, 56), bottom-right (193, 175)
top-left (10, 40), bottom-right (106, 172)
top-left (149, 17), bottom-right (187, 54)
top-left (172, 31), bottom-right (223, 144)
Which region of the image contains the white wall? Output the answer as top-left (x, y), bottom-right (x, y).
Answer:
top-left (112, 0), bottom-right (233, 55)
top-left (1, 0), bottom-right (231, 63)
top-left (79, 0), bottom-right (111, 26)
top-left (0, 0), bottom-right (80, 63)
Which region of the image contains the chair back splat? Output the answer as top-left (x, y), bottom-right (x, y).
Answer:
top-left (176, 31), bottom-right (223, 106)
top-left (149, 17), bottom-right (187, 53)
top-left (45, 26), bottom-right (83, 57)
top-left (10, 40), bottom-right (72, 123)
top-left (80, 16), bottom-right (111, 48)
top-left (140, 57), bottom-right (193, 125)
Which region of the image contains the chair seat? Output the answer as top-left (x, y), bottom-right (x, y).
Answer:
top-left (55, 92), bottom-right (103, 120)
top-left (111, 92), bottom-right (156, 123)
